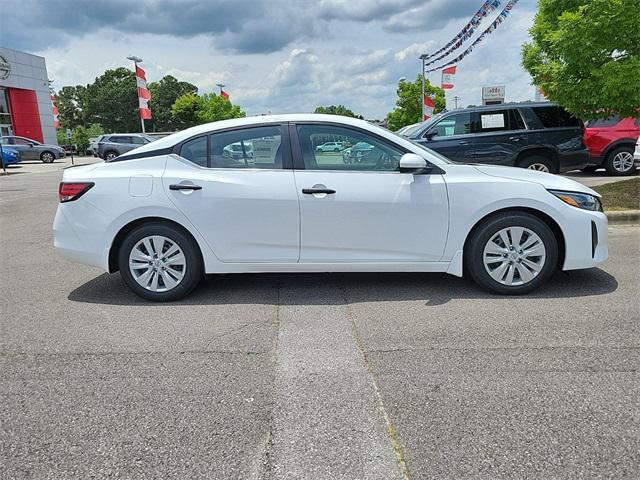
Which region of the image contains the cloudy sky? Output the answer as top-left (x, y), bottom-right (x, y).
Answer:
top-left (1, 0), bottom-right (538, 118)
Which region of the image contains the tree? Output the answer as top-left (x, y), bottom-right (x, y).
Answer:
top-left (84, 67), bottom-right (140, 133)
top-left (386, 75), bottom-right (446, 131)
top-left (148, 75), bottom-right (198, 131)
top-left (54, 85), bottom-right (88, 129)
top-left (314, 105), bottom-right (363, 119)
top-left (56, 123), bottom-right (105, 153)
top-left (522, 0), bottom-right (640, 119)
top-left (197, 93), bottom-right (245, 123)
top-left (172, 92), bottom-right (245, 127)
top-left (171, 93), bottom-right (204, 128)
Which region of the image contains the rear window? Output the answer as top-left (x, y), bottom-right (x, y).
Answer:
top-left (586, 116), bottom-right (621, 127)
top-left (531, 106), bottom-right (581, 128)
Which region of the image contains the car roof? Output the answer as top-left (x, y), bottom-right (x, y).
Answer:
top-left (442, 102), bottom-right (559, 115)
top-left (129, 114), bottom-right (384, 155)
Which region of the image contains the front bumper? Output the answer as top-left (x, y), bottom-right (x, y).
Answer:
top-left (562, 209), bottom-right (608, 271)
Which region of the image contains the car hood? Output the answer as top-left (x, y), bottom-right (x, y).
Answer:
top-left (473, 165), bottom-right (599, 196)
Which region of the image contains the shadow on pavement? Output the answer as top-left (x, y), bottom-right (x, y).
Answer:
top-left (68, 268), bottom-right (618, 307)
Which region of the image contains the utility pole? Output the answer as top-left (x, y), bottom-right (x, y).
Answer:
top-left (127, 55), bottom-right (145, 133)
top-left (419, 54), bottom-right (428, 121)
top-left (453, 96), bottom-right (461, 109)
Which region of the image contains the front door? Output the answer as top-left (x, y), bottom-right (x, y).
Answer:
top-left (417, 111), bottom-right (475, 163)
top-left (10, 137), bottom-right (37, 160)
top-left (163, 124), bottom-right (300, 263)
top-left (292, 123), bottom-right (449, 263)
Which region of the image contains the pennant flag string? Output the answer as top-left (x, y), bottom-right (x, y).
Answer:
top-left (425, 0), bottom-right (519, 73)
top-left (424, 0), bottom-right (502, 61)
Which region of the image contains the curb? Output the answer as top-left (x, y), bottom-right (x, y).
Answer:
top-left (606, 210), bottom-right (640, 224)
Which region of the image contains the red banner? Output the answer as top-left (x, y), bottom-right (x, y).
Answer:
top-left (424, 95), bottom-right (435, 120)
top-left (135, 65), bottom-right (152, 119)
top-left (441, 65), bottom-right (456, 90)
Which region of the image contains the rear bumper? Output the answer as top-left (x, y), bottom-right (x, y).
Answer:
top-left (53, 204), bottom-right (109, 271)
top-left (558, 149), bottom-right (589, 173)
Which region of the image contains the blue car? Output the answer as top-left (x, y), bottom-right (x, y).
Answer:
top-left (0, 146), bottom-right (21, 166)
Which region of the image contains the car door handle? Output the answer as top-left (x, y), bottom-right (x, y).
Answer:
top-left (302, 188), bottom-right (336, 194)
top-left (169, 184), bottom-right (202, 191)
top-left (509, 136), bottom-right (521, 141)
top-left (458, 140), bottom-right (470, 145)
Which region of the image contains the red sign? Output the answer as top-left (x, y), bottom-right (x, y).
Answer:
top-left (441, 65), bottom-right (457, 90)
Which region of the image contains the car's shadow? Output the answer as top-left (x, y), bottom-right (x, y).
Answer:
top-left (68, 268), bottom-right (618, 307)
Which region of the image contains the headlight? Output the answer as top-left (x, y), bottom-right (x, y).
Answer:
top-left (549, 190), bottom-right (603, 212)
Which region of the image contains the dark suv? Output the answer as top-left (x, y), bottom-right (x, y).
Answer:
top-left (97, 134), bottom-right (154, 161)
top-left (403, 103), bottom-right (588, 173)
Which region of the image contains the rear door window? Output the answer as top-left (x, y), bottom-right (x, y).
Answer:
top-left (478, 111), bottom-right (509, 133)
top-left (509, 109), bottom-right (526, 130)
top-left (586, 116), bottom-right (621, 127)
top-left (531, 106), bottom-right (581, 128)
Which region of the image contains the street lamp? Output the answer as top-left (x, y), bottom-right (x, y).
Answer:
top-left (127, 56), bottom-right (145, 133)
top-left (216, 82), bottom-right (225, 95)
top-left (398, 76), bottom-right (407, 83)
top-left (419, 54), bottom-right (428, 121)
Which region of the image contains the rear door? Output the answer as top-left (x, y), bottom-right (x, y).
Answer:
top-left (473, 109), bottom-right (527, 166)
top-left (162, 124), bottom-right (300, 263)
top-left (416, 111), bottom-right (475, 162)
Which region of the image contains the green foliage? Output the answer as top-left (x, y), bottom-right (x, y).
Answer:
top-left (56, 123), bottom-right (105, 153)
top-left (54, 85), bottom-right (87, 129)
top-left (386, 75), bottom-right (446, 131)
top-left (148, 75), bottom-right (198, 131)
top-left (171, 92), bottom-right (245, 127)
top-left (314, 105), bottom-right (363, 119)
top-left (522, 0), bottom-right (640, 119)
top-left (82, 67), bottom-right (140, 132)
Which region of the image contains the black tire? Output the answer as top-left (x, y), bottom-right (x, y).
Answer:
top-left (40, 151), bottom-right (55, 163)
top-left (334, 148), bottom-right (339, 152)
top-left (466, 212), bottom-right (558, 295)
top-left (581, 165), bottom-right (599, 173)
top-left (118, 222), bottom-right (203, 301)
top-left (518, 155), bottom-right (557, 174)
top-left (104, 151), bottom-right (119, 161)
top-left (604, 146), bottom-right (636, 176)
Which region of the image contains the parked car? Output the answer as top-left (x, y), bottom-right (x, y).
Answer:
top-left (316, 141), bottom-right (345, 152)
top-left (60, 144), bottom-right (78, 155)
top-left (0, 135), bottom-right (65, 163)
top-left (223, 141), bottom-right (253, 160)
top-left (402, 103), bottom-right (588, 174)
top-left (342, 141), bottom-right (375, 163)
top-left (635, 137), bottom-right (640, 164)
top-left (396, 123), bottom-right (420, 136)
top-left (54, 114), bottom-right (607, 301)
top-left (0, 146), bottom-right (21, 166)
top-left (89, 136), bottom-right (107, 157)
top-left (583, 116), bottom-right (640, 176)
top-left (97, 134), bottom-right (155, 161)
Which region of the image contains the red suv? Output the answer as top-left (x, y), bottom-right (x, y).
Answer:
top-left (583, 116), bottom-right (640, 175)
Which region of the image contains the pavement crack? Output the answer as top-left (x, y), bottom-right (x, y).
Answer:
top-left (340, 280), bottom-right (413, 480)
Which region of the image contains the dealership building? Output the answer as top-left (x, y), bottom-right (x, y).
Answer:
top-left (0, 46), bottom-right (58, 145)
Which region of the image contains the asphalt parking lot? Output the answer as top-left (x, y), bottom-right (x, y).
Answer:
top-left (1, 167), bottom-right (639, 479)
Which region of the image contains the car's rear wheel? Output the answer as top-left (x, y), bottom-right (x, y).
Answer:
top-left (118, 222), bottom-right (202, 301)
top-left (518, 155), bottom-right (556, 173)
top-left (604, 147), bottom-right (635, 176)
top-left (40, 151), bottom-right (55, 163)
top-left (466, 212), bottom-right (558, 295)
top-left (104, 151), bottom-right (118, 161)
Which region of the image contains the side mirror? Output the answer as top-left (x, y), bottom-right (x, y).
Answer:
top-left (399, 153), bottom-right (432, 174)
top-left (424, 129), bottom-right (437, 140)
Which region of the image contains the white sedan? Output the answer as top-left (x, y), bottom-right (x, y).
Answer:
top-left (54, 114), bottom-right (608, 301)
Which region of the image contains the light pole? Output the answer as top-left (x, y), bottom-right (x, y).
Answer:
top-left (453, 96), bottom-right (461, 109)
top-left (127, 55), bottom-right (145, 133)
top-left (216, 82), bottom-right (225, 95)
top-left (419, 54), bottom-right (428, 121)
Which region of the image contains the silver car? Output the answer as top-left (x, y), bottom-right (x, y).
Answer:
top-left (0, 135), bottom-right (65, 163)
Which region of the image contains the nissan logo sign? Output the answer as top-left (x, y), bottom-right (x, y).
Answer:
top-left (0, 56), bottom-right (10, 80)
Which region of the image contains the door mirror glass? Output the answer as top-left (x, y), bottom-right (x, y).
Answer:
top-left (399, 153), bottom-right (430, 173)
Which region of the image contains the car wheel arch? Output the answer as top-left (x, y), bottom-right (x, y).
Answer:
top-left (462, 207), bottom-right (566, 272)
top-left (515, 148), bottom-right (558, 171)
top-left (602, 139), bottom-right (636, 161)
top-left (108, 216), bottom-right (204, 273)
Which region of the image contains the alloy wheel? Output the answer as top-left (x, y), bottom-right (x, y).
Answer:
top-left (527, 163), bottom-right (550, 172)
top-left (612, 151), bottom-right (634, 173)
top-left (42, 152), bottom-right (54, 163)
top-left (483, 226), bottom-right (546, 286)
top-left (128, 235), bottom-right (186, 292)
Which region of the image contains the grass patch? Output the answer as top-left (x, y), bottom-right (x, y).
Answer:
top-left (593, 177), bottom-right (640, 211)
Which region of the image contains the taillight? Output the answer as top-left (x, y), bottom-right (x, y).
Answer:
top-left (58, 182), bottom-right (94, 202)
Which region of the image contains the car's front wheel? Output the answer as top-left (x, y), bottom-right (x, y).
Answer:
top-left (466, 212), bottom-right (558, 295)
top-left (40, 151), bottom-right (55, 163)
top-left (118, 222), bottom-right (203, 301)
top-left (104, 151), bottom-right (118, 161)
top-left (605, 147), bottom-right (636, 176)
